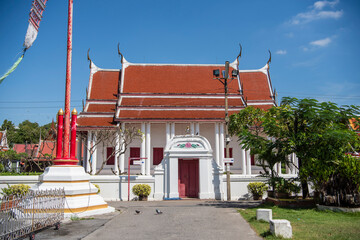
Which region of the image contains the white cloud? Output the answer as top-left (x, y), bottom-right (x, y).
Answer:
top-left (314, 0), bottom-right (339, 10)
top-left (275, 50), bottom-right (287, 55)
top-left (289, 0), bottom-right (343, 25)
top-left (310, 37), bottom-right (332, 47)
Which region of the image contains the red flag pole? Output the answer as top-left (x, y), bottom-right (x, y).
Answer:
top-left (63, 0), bottom-right (74, 160)
top-left (53, 0), bottom-right (78, 165)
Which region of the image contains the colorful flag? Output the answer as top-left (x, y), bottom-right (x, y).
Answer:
top-left (0, 0), bottom-right (49, 84)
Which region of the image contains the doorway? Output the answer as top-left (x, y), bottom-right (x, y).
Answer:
top-left (178, 159), bottom-right (199, 198)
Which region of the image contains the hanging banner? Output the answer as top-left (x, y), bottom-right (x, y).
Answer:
top-left (24, 0), bottom-right (48, 49)
top-left (0, 0), bottom-right (49, 84)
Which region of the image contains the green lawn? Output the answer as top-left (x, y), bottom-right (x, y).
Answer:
top-left (239, 203), bottom-right (360, 240)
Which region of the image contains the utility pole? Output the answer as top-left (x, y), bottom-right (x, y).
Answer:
top-left (213, 61), bottom-right (238, 201)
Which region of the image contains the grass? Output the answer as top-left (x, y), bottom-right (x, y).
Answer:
top-left (239, 203), bottom-right (360, 240)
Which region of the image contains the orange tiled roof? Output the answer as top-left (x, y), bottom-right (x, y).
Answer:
top-left (78, 58), bottom-right (275, 127)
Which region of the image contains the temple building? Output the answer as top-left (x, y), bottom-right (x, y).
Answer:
top-left (76, 52), bottom-right (290, 200)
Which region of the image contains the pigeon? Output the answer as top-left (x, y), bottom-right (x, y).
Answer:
top-left (135, 210), bottom-right (141, 214)
top-left (155, 209), bottom-right (163, 215)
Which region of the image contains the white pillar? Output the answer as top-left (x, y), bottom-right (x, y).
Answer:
top-left (141, 123), bottom-right (146, 175)
top-left (190, 122), bottom-right (195, 135)
top-left (171, 123), bottom-right (175, 139)
top-left (246, 150), bottom-right (251, 176)
top-left (114, 130), bottom-right (120, 175)
top-left (120, 123), bottom-right (125, 173)
top-left (214, 123), bottom-right (220, 165)
top-left (277, 162), bottom-right (282, 175)
top-left (146, 123), bottom-right (151, 176)
top-left (166, 122), bottom-right (171, 145)
top-left (91, 132), bottom-right (97, 175)
top-left (219, 123), bottom-right (225, 168)
top-left (195, 123), bottom-right (200, 135)
top-left (241, 145), bottom-right (247, 175)
top-left (84, 132), bottom-right (89, 171)
top-left (168, 157), bottom-right (179, 199)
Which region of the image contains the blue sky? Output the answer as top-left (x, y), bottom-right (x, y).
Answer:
top-left (0, 0), bottom-right (359, 126)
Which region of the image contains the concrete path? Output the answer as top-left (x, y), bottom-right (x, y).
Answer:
top-left (36, 200), bottom-right (262, 240)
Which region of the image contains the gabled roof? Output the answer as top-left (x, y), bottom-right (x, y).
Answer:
top-left (78, 55), bottom-right (276, 128)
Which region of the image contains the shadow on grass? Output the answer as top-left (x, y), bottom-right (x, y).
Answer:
top-left (260, 230), bottom-right (273, 238)
top-left (198, 200), bottom-right (263, 209)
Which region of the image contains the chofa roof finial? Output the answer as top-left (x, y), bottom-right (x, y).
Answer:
top-left (267, 50), bottom-right (272, 65)
top-left (236, 43), bottom-right (242, 67)
top-left (117, 43), bottom-right (123, 64)
top-left (87, 48), bottom-right (92, 68)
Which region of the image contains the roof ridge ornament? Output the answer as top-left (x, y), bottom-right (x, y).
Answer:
top-left (87, 48), bottom-right (92, 68)
top-left (117, 43), bottom-right (124, 64)
top-left (236, 43), bottom-right (242, 68)
top-left (267, 50), bottom-right (271, 66)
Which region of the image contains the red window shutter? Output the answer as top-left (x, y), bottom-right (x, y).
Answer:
top-left (153, 148), bottom-right (164, 165)
top-left (251, 154), bottom-right (255, 165)
top-left (106, 147), bottom-right (115, 165)
top-left (130, 147), bottom-right (140, 165)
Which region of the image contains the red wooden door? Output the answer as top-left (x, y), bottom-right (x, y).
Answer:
top-left (106, 147), bottom-right (115, 165)
top-left (178, 159), bottom-right (199, 198)
top-left (130, 147), bottom-right (140, 165)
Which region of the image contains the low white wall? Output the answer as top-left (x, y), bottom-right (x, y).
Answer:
top-left (1, 174), bottom-right (300, 201)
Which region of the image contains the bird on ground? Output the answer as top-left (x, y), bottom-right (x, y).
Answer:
top-left (135, 210), bottom-right (141, 214)
top-left (155, 209), bottom-right (163, 215)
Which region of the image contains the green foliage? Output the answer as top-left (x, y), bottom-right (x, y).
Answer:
top-left (1, 119), bottom-right (55, 145)
top-left (247, 182), bottom-right (268, 196)
top-left (230, 97), bottom-right (360, 201)
top-left (0, 163), bottom-right (4, 172)
top-left (273, 177), bottom-right (301, 194)
top-left (132, 184), bottom-right (151, 197)
top-left (0, 172), bottom-right (42, 176)
top-left (1, 184), bottom-right (30, 197)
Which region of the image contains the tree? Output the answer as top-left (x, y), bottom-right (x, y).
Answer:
top-left (230, 97), bottom-right (360, 201)
top-left (78, 126), bottom-right (143, 175)
top-left (229, 106), bottom-right (292, 191)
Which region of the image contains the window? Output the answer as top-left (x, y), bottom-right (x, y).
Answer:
top-left (106, 147), bottom-right (115, 165)
top-left (251, 154), bottom-right (255, 165)
top-left (153, 148), bottom-right (164, 165)
top-left (129, 147), bottom-right (140, 165)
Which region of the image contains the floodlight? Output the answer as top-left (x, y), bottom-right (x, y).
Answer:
top-left (213, 69), bottom-right (220, 77)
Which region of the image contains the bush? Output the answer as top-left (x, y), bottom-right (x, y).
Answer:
top-left (247, 182), bottom-right (268, 197)
top-left (1, 184), bottom-right (31, 197)
top-left (132, 184), bottom-right (151, 197)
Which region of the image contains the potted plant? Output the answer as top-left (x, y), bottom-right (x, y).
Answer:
top-left (132, 184), bottom-right (151, 201)
top-left (1, 184), bottom-right (30, 210)
top-left (247, 182), bottom-right (268, 200)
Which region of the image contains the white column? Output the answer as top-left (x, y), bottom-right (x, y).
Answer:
top-left (199, 158), bottom-right (215, 199)
top-left (190, 122), bottom-right (195, 135)
top-left (171, 123), bottom-right (175, 139)
top-left (77, 137), bottom-right (82, 162)
top-left (114, 130), bottom-right (120, 175)
top-left (84, 132), bottom-right (89, 171)
top-left (120, 123), bottom-right (125, 173)
top-left (246, 150), bottom-right (251, 176)
top-left (277, 162), bottom-right (282, 175)
top-left (91, 132), bottom-right (97, 175)
top-left (219, 123), bottom-right (225, 168)
top-left (195, 123), bottom-right (200, 135)
top-left (292, 153), bottom-right (297, 175)
top-left (166, 122), bottom-right (171, 145)
top-left (214, 123), bottom-right (220, 165)
top-left (146, 123), bottom-right (151, 176)
top-left (141, 123), bottom-right (146, 175)
top-left (241, 145), bottom-right (247, 175)
top-left (168, 157), bottom-right (179, 199)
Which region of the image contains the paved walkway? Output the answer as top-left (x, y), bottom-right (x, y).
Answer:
top-left (36, 200), bottom-right (262, 240)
